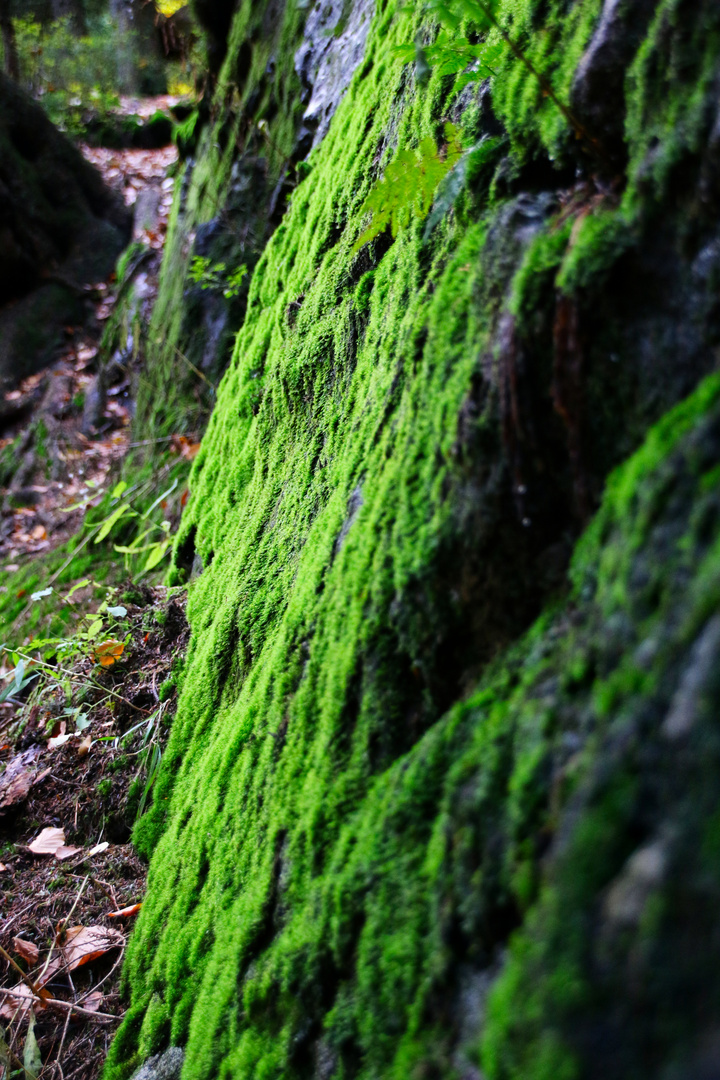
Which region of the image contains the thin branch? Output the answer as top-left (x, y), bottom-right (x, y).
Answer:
top-left (472, 0), bottom-right (609, 166)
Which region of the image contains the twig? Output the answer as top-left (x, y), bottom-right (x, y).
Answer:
top-left (0, 987), bottom-right (118, 1024)
top-left (0, 942), bottom-right (47, 999)
top-left (171, 344), bottom-right (216, 392)
top-left (77, 947), bottom-right (125, 1002)
top-left (55, 1003), bottom-right (73, 1079)
top-left (472, 0), bottom-right (610, 168)
top-left (10, 650), bottom-right (152, 715)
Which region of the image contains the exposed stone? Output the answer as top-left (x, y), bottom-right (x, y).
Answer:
top-left (129, 1047), bottom-right (184, 1080)
top-left (294, 0), bottom-right (374, 151)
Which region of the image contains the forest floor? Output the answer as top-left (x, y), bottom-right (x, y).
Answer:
top-left (0, 584), bottom-right (189, 1080)
top-left (0, 102), bottom-right (187, 1080)
top-left (0, 115), bottom-right (177, 572)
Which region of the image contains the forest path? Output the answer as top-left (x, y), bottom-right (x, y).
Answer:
top-left (0, 117), bottom-right (178, 572)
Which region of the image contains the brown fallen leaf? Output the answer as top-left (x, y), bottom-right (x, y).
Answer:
top-left (28, 827), bottom-right (67, 856)
top-left (0, 983), bottom-right (35, 1020)
top-left (61, 925), bottom-right (124, 970)
top-left (107, 903), bottom-right (142, 918)
top-left (80, 990), bottom-right (104, 1012)
top-left (12, 938), bottom-right (39, 966)
top-left (0, 747), bottom-right (42, 811)
top-left (55, 845), bottom-right (81, 861)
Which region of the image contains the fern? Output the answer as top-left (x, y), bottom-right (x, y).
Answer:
top-left (354, 123), bottom-right (464, 251)
top-left (395, 31), bottom-right (504, 91)
top-left (421, 0), bottom-right (607, 162)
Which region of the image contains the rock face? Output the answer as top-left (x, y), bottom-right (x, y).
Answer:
top-left (0, 73), bottom-right (130, 389)
top-left (105, 1), bottom-right (720, 1079)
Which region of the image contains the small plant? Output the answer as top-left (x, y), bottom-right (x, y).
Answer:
top-left (354, 122), bottom-right (464, 250)
top-left (355, 0), bottom-right (609, 250)
top-left (189, 257), bottom-right (249, 299)
top-left (415, 0), bottom-right (605, 160)
top-left (63, 477), bottom-right (179, 576)
top-left (96, 778), bottom-right (112, 799)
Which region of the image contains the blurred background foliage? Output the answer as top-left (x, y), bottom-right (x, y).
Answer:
top-left (0, 0), bottom-right (200, 133)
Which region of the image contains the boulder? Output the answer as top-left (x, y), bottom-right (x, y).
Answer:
top-left (0, 72), bottom-right (131, 390)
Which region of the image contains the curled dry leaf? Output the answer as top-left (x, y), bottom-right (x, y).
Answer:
top-left (61, 925), bottom-right (124, 970)
top-left (12, 937), bottom-right (39, 965)
top-left (77, 733), bottom-right (93, 757)
top-left (0, 747), bottom-right (42, 810)
top-left (107, 902), bottom-right (142, 918)
top-left (28, 827), bottom-right (67, 855)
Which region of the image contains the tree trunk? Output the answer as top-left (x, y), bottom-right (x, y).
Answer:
top-left (50, 0), bottom-right (87, 34)
top-left (0, 0), bottom-right (19, 80)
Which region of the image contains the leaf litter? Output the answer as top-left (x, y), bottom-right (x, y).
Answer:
top-left (0, 134), bottom-right (178, 572)
top-left (0, 586), bottom-right (189, 1080)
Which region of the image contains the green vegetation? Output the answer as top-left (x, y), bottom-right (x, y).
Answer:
top-left (96, 0), bottom-right (720, 1075)
top-left (1, 0), bottom-right (717, 1073)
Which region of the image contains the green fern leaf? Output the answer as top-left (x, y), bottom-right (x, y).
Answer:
top-left (354, 123), bottom-right (464, 251)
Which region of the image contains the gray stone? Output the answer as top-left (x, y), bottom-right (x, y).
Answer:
top-left (662, 615), bottom-right (720, 740)
top-left (294, 0), bottom-right (374, 150)
top-left (129, 1047), bottom-right (184, 1080)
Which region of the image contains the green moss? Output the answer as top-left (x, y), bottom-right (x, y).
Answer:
top-left (97, 778), bottom-right (113, 799)
top-left (102, 0), bottom-right (720, 1076)
top-left (624, 0), bottom-right (720, 209)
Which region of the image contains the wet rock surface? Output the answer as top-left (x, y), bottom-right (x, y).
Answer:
top-left (294, 0), bottom-right (374, 151)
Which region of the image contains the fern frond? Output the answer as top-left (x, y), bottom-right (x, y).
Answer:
top-left (353, 123), bottom-right (464, 252)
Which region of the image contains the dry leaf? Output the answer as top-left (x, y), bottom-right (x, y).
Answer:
top-left (48, 733), bottom-right (74, 749)
top-left (28, 827), bottom-right (66, 856)
top-left (92, 640), bottom-right (125, 667)
top-left (12, 938), bottom-right (39, 965)
top-left (107, 902), bottom-right (142, 918)
top-left (0, 747), bottom-right (42, 810)
top-left (55, 845), bottom-right (81, 861)
top-left (80, 990), bottom-right (104, 1012)
top-left (0, 983), bottom-right (34, 1020)
top-left (0, 863), bottom-right (7, 871)
top-left (61, 925), bottom-right (124, 970)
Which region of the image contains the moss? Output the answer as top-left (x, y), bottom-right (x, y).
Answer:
top-left (103, 0), bottom-right (720, 1077)
top-left (624, 0), bottom-right (720, 210)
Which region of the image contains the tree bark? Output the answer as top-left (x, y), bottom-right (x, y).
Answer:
top-left (0, 0), bottom-right (19, 81)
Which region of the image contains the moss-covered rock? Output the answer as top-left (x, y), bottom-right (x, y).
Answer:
top-left (105, 0), bottom-right (720, 1077)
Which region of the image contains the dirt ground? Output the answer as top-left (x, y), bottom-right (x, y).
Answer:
top-left (0, 105), bottom-right (191, 1080)
top-left (0, 586), bottom-right (189, 1080)
top-left (0, 133), bottom-right (178, 572)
